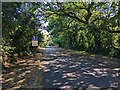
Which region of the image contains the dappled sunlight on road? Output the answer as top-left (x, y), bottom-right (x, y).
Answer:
top-left (2, 46), bottom-right (119, 89)
top-left (2, 54), bottom-right (42, 89)
top-left (41, 46), bottom-right (120, 89)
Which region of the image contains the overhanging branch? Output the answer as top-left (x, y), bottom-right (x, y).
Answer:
top-left (108, 30), bottom-right (120, 33)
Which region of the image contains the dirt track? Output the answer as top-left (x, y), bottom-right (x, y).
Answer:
top-left (41, 46), bottom-right (120, 89)
top-left (2, 46), bottom-right (120, 90)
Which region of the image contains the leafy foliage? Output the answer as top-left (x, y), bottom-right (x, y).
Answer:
top-left (2, 2), bottom-right (120, 68)
top-left (46, 2), bottom-right (120, 58)
top-left (2, 2), bottom-right (46, 67)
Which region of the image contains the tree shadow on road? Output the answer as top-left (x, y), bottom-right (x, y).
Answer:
top-left (2, 54), bottom-right (42, 89)
top-left (41, 47), bottom-right (120, 90)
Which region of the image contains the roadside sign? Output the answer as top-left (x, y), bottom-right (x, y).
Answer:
top-left (32, 41), bottom-right (38, 46)
top-left (32, 36), bottom-right (38, 41)
top-left (32, 36), bottom-right (38, 46)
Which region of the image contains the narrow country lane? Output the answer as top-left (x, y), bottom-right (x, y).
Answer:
top-left (41, 46), bottom-right (120, 89)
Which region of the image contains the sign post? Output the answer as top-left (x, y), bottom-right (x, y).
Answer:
top-left (32, 36), bottom-right (38, 55)
top-left (32, 36), bottom-right (38, 46)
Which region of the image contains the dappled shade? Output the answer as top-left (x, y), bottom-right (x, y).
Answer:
top-left (1, 2), bottom-right (120, 90)
top-left (41, 46), bottom-right (119, 89)
top-left (2, 55), bottom-right (42, 89)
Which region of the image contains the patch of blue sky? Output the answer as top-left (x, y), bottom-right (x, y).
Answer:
top-left (99, 8), bottom-right (105, 12)
top-left (110, 13), bottom-right (115, 17)
top-left (16, 8), bottom-right (22, 14)
top-left (115, 6), bottom-right (119, 11)
top-left (106, 5), bottom-right (111, 9)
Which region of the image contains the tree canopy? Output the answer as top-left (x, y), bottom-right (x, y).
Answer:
top-left (2, 2), bottom-right (120, 67)
top-left (45, 2), bottom-right (120, 57)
